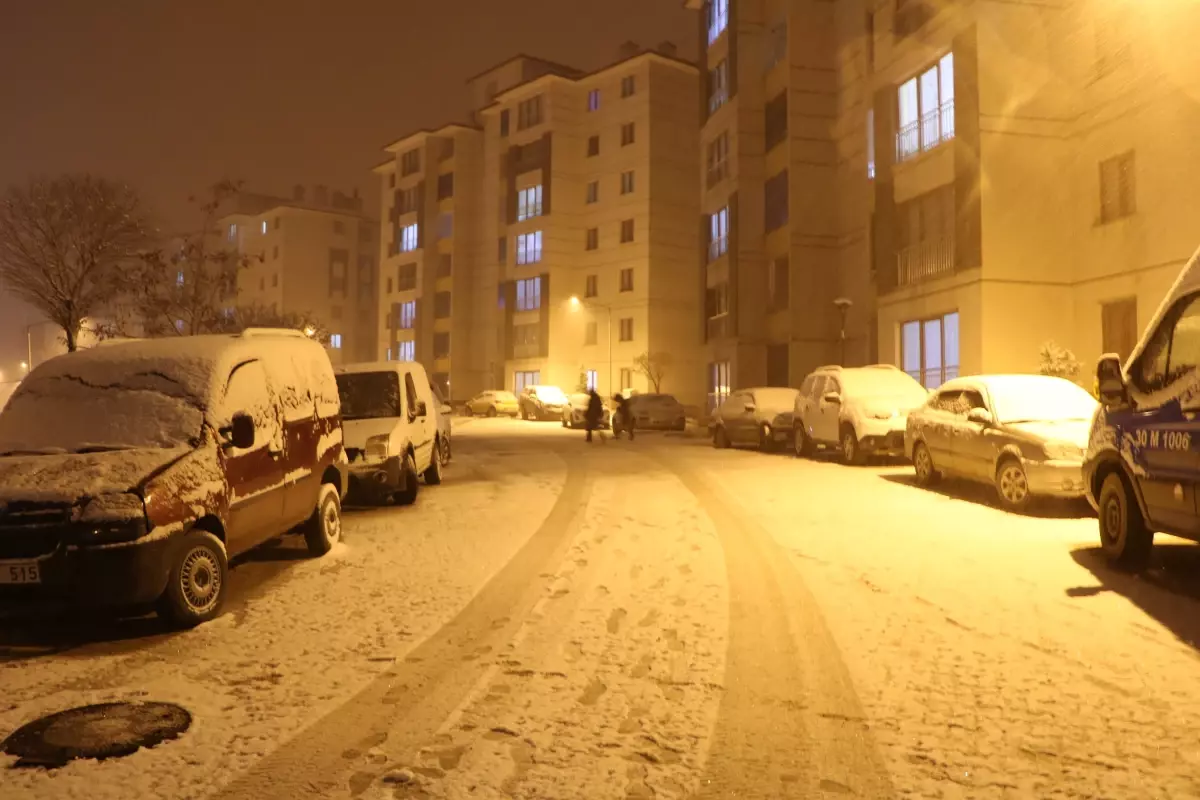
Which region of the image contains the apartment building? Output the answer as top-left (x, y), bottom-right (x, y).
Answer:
top-left (222, 186), bottom-right (379, 364)
top-left (376, 47), bottom-right (704, 405)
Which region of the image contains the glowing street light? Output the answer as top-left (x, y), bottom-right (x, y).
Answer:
top-left (19, 361), bottom-right (28, 373)
top-left (303, 325), bottom-right (317, 338)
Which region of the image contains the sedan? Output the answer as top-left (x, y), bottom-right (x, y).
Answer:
top-left (466, 390), bottom-right (519, 417)
top-left (712, 387), bottom-right (800, 450)
top-left (905, 374), bottom-right (1099, 511)
top-left (626, 393), bottom-right (687, 431)
top-left (562, 393), bottom-right (612, 429)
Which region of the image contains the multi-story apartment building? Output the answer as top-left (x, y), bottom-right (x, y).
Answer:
top-left (376, 46), bottom-right (705, 405)
top-left (222, 187), bottom-right (378, 365)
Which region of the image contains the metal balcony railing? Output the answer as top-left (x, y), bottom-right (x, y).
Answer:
top-left (896, 100), bottom-right (956, 164)
top-left (897, 238), bottom-right (954, 286)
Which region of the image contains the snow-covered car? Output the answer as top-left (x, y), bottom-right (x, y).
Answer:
top-left (625, 393), bottom-right (686, 431)
top-left (0, 381), bottom-right (17, 412)
top-left (0, 329), bottom-right (348, 628)
top-left (466, 390), bottom-right (519, 417)
top-left (711, 387), bottom-right (800, 450)
top-left (906, 374), bottom-right (1097, 511)
top-left (793, 364), bottom-right (929, 464)
top-left (562, 392), bottom-right (611, 429)
top-left (428, 380), bottom-right (453, 465)
top-left (335, 361), bottom-right (443, 505)
top-left (519, 385), bottom-right (569, 421)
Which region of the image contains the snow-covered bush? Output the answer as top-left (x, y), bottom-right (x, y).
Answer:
top-left (1038, 341), bottom-right (1081, 380)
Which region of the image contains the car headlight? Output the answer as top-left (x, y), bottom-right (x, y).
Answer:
top-left (68, 493), bottom-right (148, 544)
top-left (1043, 440), bottom-right (1084, 460)
top-left (365, 434), bottom-right (390, 461)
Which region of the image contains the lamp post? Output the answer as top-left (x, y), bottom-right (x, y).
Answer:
top-left (833, 297), bottom-right (853, 366)
top-left (569, 296), bottom-right (612, 394)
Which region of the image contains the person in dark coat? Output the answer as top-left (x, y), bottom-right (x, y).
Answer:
top-left (613, 393), bottom-right (634, 440)
top-left (584, 389), bottom-right (604, 443)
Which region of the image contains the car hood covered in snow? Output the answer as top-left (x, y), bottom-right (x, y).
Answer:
top-left (1006, 419), bottom-right (1091, 449)
top-left (342, 417), bottom-right (403, 450)
top-left (0, 446), bottom-right (193, 504)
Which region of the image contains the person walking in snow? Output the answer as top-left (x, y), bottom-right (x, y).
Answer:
top-left (613, 393), bottom-right (634, 441)
top-left (584, 388), bottom-right (605, 443)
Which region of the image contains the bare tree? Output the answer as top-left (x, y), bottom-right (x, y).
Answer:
top-left (633, 351), bottom-right (672, 393)
top-left (0, 174), bottom-right (151, 351)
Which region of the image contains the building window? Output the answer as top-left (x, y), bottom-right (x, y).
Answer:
top-left (514, 323), bottom-right (539, 348)
top-left (438, 253), bottom-right (453, 278)
top-left (261, 220), bottom-right (268, 235)
top-left (397, 340), bottom-right (415, 362)
top-left (901, 311), bottom-right (960, 389)
top-left (433, 332), bottom-right (450, 358)
top-left (228, 223), bottom-right (237, 241)
top-left (586, 370), bottom-right (598, 391)
top-left (516, 276), bottom-right (542, 311)
top-left (499, 109), bottom-right (510, 137)
top-left (517, 95), bottom-right (544, 130)
top-left (621, 75), bottom-right (636, 98)
top-left (764, 169), bottom-right (789, 232)
top-left (498, 236), bottom-right (507, 265)
top-left (620, 368), bottom-right (633, 389)
top-left (1101, 298), bottom-right (1138, 360)
top-left (619, 318), bottom-right (634, 341)
top-left (330, 334), bottom-right (343, 349)
top-left (897, 52), bottom-right (955, 163)
top-left (517, 185), bottom-right (544, 220)
top-left (397, 186), bottom-right (419, 215)
top-left (333, 220), bottom-right (345, 235)
top-left (399, 223), bottom-right (419, 253)
top-left (585, 274), bottom-right (598, 298)
top-left (585, 321), bottom-right (598, 346)
top-left (514, 370), bottom-right (540, 393)
top-left (437, 172), bottom-right (454, 200)
top-left (586, 181), bottom-right (599, 204)
top-left (274, 216), bottom-right (281, 230)
top-left (706, 131), bottom-right (730, 188)
top-left (895, 0), bottom-right (934, 38)
top-left (176, 270), bottom-right (185, 287)
top-left (708, 0), bottom-right (729, 45)
top-left (585, 228), bottom-right (599, 251)
top-left (386, 347), bottom-right (392, 361)
top-left (768, 256), bottom-right (789, 311)
top-left (867, 109), bottom-right (876, 179)
top-left (272, 245), bottom-right (279, 260)
top-left (397, 301), bottom-right (416, 329)
top-left (620, 171), bottom-right (635, 195)
top-left (1100, 151), bottom-right (1136, 223)
top-left (434, 291), bottom-right (452, 319)
top-left (620, 219), bottom-right (635, 243)
top-left (516, 231), bottom-right (543, 265)
top-left (709, 206), bottom-right (729, 261)
top-left (707, 361), bottom-right (731, 411)
top-left (587, 135), bottom-right (600, 157)
top-left (708, 60), bottom-right (729, 114)
top-left (765, 91), bottom-right (788, 152)
top-left (438, 213), bottom-right (453, 238)
top-left (588, 89), bottom-right (600, 111)
top-left (401, 148), bottom-right (421, 176)
top-left (620, 268), bottom-right (634, 292)
top-left (621, 123), bottom-right (636, 146)
top-left (398, 263), bottom-right (418, 291)
top-left (896, 185), bottom-right (954, 286)
top-left (706, 282), bottom-right (730, 339)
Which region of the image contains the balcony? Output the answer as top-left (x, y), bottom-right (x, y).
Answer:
top-left (708, 236), bottom-right (728, 262)
top-left (706, 314), bottom-right (729, 340)
top-left (897, 238), bottom-right (954, 287)
top-left (896, 101), bottom-right (955, 164)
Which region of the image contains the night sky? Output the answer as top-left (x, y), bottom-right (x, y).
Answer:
top-left (0, 0), bottom-right (695, 376)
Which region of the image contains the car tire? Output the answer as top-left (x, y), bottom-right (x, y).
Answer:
top-left (995, 456), bottom-right (1031, 512)
top-left (1098, 471), bottom-right (1153, 569)
top-left (841, 425), bottom-right (865, 466)
top-left (520, 407), bottom-right (529, 420)
top-left (157, 529), bottom-right (228, 629)
top-left (424, 441), bottom-right (444, 485)
top-left (713, 425), bottom-right (730, 449)
top-left (395, 451), bottom-right (420, 506)
top-left (441, 434), bottom-right (452, 465)
top-left (912, 441), bottom-right (940, 486)
top-left (487, 407), bottom-right (497, 418)
top-left (303, 483), bottom-right (342, 556)
top-left (793, 423), bottom-right (813, 458)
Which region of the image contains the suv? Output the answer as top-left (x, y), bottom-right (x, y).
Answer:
top-left (793, 364), bottom-right (928, 464)
top-left (336, 362), bottom-right (443, 505)
top-left (0, 330), bottom-right (348, 628)
top-left (519, 385), bottom-right (569, 420)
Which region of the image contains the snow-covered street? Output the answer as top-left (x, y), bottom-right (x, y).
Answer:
top-left (5, 417), bottom-right (1200, 798)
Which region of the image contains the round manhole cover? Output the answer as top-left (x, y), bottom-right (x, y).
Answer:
top-left (2, 702), bottom-right (191, 767)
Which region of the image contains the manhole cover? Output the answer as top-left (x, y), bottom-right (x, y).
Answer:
top-left (2, 702), bottom-right (191, 767)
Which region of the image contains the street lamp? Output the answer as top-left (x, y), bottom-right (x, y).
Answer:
top-left (569, 295), bottom-right (613, 394)
top-left (303, 325), bottom-right (317, 338)
top-left (19, 361), bottom-right (28, 374)
top-left (833, 297), bottom-right (853, 366)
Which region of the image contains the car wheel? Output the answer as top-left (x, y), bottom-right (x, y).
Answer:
top-left (793, 424), bottom-right (813, 458)
top-left (424, 441), bottom-right (444, 485)
top-left (157, 529), bottom-right (228, 629)
top-left (395, 451), bottom-right (420, 506)
top-left (487, 407), bottom-right (497, 418)
top-left (303, 483), bottom-right (342, 556)
top-left (995, 457), bottom-right (1031, 512)
top-left (441, 433), bottom-right (452, 465)
top-left (912, 442), bottom-right (940, 486)
top-left (1098, 471), bottom-right (1153, 569)
top-left (841, 426), bottom-right (865, 466)
top-left (713, 425), bottom-right (730, 449)
top-left (520, 407), bottom-right (529, 420)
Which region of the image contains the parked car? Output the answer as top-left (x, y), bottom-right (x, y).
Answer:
top-left (466, 390), bottom-right (519, 417)
top-left (519, 385), bottom-right (570, 420)
top-left (563, 392), bottom-right (611, 429)
top-left (1086, 244), bottom-right (1200, 567)
top-left (794, 364), bottom-right (929, 464)
top-left (906, 374), bottom-right (1097, 511)
top-left (711, 387), bottom-right (800, 450)
top-left (0, 330), bottom-right (348, 628)
top-left (335, 361), bottom-right (443, 505)
top-left (625, 393), bottom-right (687, 431)
top-left (428, 380), bottom-right (453, 466)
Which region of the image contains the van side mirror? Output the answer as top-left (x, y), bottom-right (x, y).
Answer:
top-left (743, 401), bottom-right (757, 412)
top-left (415, 401), bottom-right (428, 418)
top-left (224, 413), bottom-right (255, 450)
top-left (1096, 353), bottom-right (1127, 407)
top-left (966, 407), bottom-right (993, 426)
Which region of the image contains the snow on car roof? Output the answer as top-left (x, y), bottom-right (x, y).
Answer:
top-left (337, 360), bottom-right (424, 376)
top-left (748, 387), bottom-right (800, 411)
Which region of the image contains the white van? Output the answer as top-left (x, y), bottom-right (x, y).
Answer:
top-left (335, 362), bottom-right (442, 505)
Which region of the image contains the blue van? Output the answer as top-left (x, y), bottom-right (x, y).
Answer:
top-left (1084, 245), bottom-right (1200, 568)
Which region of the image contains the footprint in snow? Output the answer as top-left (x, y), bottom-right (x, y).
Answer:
top-left (607, 608), bottom-right (628, 634)
top-left (638, 609), bottom-right (659, 627)
top-left (579, 678), bottom-right (607, 706)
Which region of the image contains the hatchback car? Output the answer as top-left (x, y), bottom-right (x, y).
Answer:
top-left (562, 392), bottom-right (611, 429)
top-left (466, 390), bottom-right (519, 417)
top-left (519, 385), bottom-right (569, 420)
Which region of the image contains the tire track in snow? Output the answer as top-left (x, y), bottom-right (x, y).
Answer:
top-left (209, 449), bottom-right (593, 800)
top-left (652, 449), bottom-right (894, 799)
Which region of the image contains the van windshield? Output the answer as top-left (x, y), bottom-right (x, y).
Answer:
top-left (336, 372), bottom-right (403, 420)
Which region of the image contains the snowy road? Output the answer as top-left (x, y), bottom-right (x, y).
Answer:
top-left (5, 418), bottom-right (1200, 798)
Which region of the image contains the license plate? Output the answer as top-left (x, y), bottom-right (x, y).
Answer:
top-left (0, 562), bottom-right (41, 585)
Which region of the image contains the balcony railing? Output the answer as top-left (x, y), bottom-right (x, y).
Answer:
top-left (896, 100), bottom-right (956, 164)
top-left (897, 238), bottom-right (954, 286)
top-left (708, 236), bottom-right (728, 262)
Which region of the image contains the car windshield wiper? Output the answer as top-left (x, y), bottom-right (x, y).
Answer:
top-left (73, 445), bottom-right (137, 454)
top-left (0, 448), bottom-right (68, 457)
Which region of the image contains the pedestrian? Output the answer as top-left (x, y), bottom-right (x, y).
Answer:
top-left (613, 393), bottom-right (634, 441)
top-left (584, 388), bottom-right (605, 443)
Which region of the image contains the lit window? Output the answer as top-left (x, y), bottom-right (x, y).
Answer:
top-left (586, 370), bottom-right (598, 391)
top-left (176, 271), bottom-right (184, 287)
top-left (708, 0), bottom-right (729, 45)
top-left (620, 171), bottom-right (635, 195)
top-left (228, 223), bottom-right (237, 241)
top-left (260, 220), bottom-right (267, 234)
top-left (398, 340), bottom-right (415, 362)
top-left (709, 207), bottom-right (729, 261)
top-left (517, 185), bottom-right (544, 221)
top-left (867, 109), bottom-right (876, 179)
top-left (399, 223), bottom-right (419, 253)
top-left (399, 301), bottom-right (416, 329)
top-left (588, 89), bottom-right (600, 112)
top-left (896, 52), bottom-right (955, 163)
top-left (386, 348), bottom-right (392, 361)
top-left (901, 312), bottom-right (960, 389)
top-left (516, 277), bottom-right (542, 311)
top-left (516, 231), bottom-right (543, 265)
top-left (330, 334), bottom-right (343, 349)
